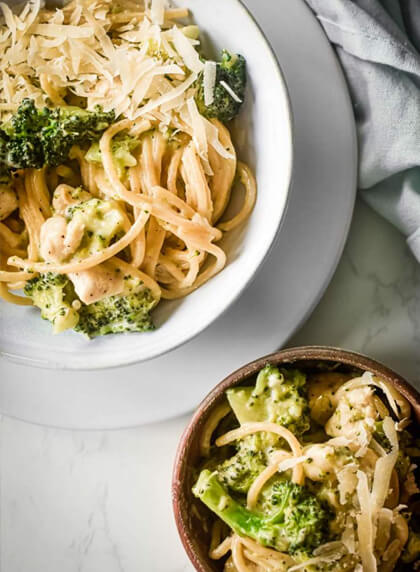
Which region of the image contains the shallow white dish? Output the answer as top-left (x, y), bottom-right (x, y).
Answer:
top-left (0, 0), bottom-right (357, 429)
top-left (0, 0), bottom-right (293, 369)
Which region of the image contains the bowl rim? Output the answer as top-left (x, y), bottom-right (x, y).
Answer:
top-left (0, 0), bottom-right (294, 371)
top-left (172, 345), bottom-right (420, 572)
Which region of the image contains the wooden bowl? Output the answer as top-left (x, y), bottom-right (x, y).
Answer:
top-left (172, 346), bottom-right (420, 572)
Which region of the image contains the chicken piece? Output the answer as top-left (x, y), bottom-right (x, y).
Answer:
top-left (39, 215), bottom-right (84, 262)
top-left (52, 184), bottom-right (91, 215)
top-left (69, 263), bottom-right (125, 305)
top-left (65, 218), bottom-right (85, 256)
top-left (336, 465), bottom-right (358, 506)
top-left (325, 386), bottom-right (378, 440)
top-left (39, 216), bottom-right (67, 262)
top-left (357, 449), bottom-right (399, 509)
top-left (0, 186), bottom-right (18, 221)
top-left (308, 372), bottom-right (353, 425)
top-left (303, 444), bottom-right (352, 482)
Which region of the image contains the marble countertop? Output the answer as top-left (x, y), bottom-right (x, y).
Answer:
top-left (2, 198), bottom-right (420, 572)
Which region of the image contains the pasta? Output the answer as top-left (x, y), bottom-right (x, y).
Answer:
top-left (0, 0), bottom-right (257, 337)
top-left (193, 365), bottom-right (420, 571)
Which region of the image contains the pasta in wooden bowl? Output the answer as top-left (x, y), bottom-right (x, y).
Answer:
top-left (173, 347), bottom-right (420, 572)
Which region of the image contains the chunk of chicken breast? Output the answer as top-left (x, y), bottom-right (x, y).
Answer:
top-left (39, 215), bottom-right (84, 262)
top-left (52, 185), bottom-right (91, 215)
top-left (69, 263), bottom-right (125, 305)
top-left (325, 386), bottom-right (378, 440)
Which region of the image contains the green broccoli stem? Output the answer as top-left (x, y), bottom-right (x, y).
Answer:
top-left (193, 470), bottom-right (332, 555)
top-left (193, 470), bottom-right (267, 541)
top-left (193, 470), bottom-right (298, 552)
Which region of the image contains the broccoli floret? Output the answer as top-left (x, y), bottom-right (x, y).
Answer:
top-left (219, 366), bottom-right (310, 493)
top-left (2, 98), bottom-right (49, 170)
top-left (24, 273), bottom-right (79, 334)
top-left (85, 132), bottom-right (140, 180)
top-left (227, 365), bottom-right (311, 437)
top-left (0, 132), bottom-right (11, 182)
top-left (195, 50), bottom-right (247, 122)
top-left (75, 288), bottom-right (156, 338)
top-left (374, 422), bottom-right (415, 479)
top-left (41, 105), bottom-right (116, 167)
top-left (193, 471), bottom-right (332, 555)
top-left (218, 436), bottom-right (267, 494)
top-left (0, 99), bottom-right (115, 176)
top-left (257, 480), bottom-right (332, 554)
top-left (24, 272), bottom-right (157, 338)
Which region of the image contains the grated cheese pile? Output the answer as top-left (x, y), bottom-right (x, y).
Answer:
top-left (337, 417), bottom-right (401, 571)
top-left (0, 0), bottom-right (231, 166)
top-left (302, 371), bottom-right (412, 571)
top-left (293, 414), bottom-right (402, 572)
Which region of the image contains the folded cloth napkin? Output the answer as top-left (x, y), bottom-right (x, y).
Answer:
top-left (305, 0), bottom-right (420, 262)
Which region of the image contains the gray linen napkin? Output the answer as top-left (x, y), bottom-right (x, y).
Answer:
top-left (305, 0), bottom-right (420, 262)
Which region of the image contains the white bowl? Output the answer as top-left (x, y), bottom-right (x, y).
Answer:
top-left (0, 0), bottom-right (293, 370)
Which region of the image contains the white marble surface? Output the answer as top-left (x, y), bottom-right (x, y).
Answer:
top-left (2, 199), bottom-right (420, 572)
top-left (1, 413), bottom-right (192, 572)
top-left (291, 200), bottom-right (420, 384)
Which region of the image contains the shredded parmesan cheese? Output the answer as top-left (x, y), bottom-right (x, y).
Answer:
top-left (203, 60), bottom-right (217, 106)
top-left (0, 0), bottom-right (231, 166)
top-left (185, 97), bottom-right (212, 175)
top-left (171, 26), bottom-right (204, 74)
top-left (288, 542), bottom-right (347, 571)
top-left (341, 516), bottom-right (356, 554)
top-left (204, 118), bottom-right (235, 160)
top-left (371, 417), bottom-right (399, 518)
top-left (370, 438), bottom-right (387, 457)
top-left (220, 80), bottom-right (242, 103)
top-left (355, 424), bottom-right (371, 458)
top-left (150, 0), bottom-right (165, 26)
top-left (356, 470), bottom-right (377, 572)
top-left (336, 372), bottom-right (410, 421)
top-left (276, 455), bottom-right (308, 473)
top-left (337, 464), bottom-right (358, 505)
top-left (33, 23), bottom-right (94, 38)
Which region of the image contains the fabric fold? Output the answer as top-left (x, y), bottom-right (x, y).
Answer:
top-left (305, 0), bottom-right (420, 263)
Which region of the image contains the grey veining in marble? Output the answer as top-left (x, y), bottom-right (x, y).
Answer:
top-left (291, 199), bottom-right (420, 386)
top-left (0, 415), bottom-right (192, 572)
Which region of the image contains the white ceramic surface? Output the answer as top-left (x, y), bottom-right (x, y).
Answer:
top-left (0, 0), bottom-right (357, 429)
top-left (0, 0), bottom-right (293, 370)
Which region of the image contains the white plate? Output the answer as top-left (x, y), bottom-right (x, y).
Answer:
top-left (0, 0), bottom-right (293, 369)
top-left (0, 0), bottom-right (357, 428)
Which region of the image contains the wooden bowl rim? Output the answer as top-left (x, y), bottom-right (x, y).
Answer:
top-left (172, 345), bottom-right (420, 572)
